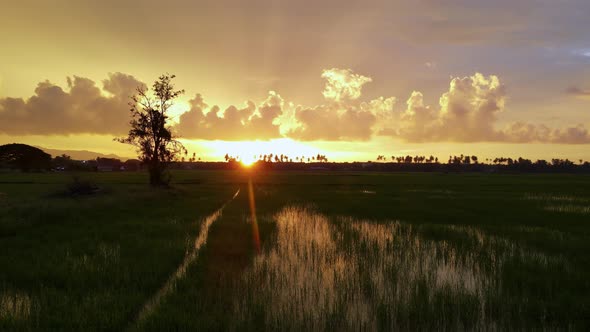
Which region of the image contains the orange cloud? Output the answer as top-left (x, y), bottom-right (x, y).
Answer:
top-left (174, 91), bottom-right (284, 140)
top-left (1, 69), bottom-right (588, 144)
top-left (0, 73), bottom-right (142, 135)
top-left (379, 73), bottom-right (590, 144)
top-left (287, 104), bottom-right (377, 141)
top-left (321, 68), bottom-right (372, 102)
top-left (176, 68), bottom-right (393, 141)
top-left (502, 122), bottom-right (590, 144)
top-left (286, 69), bottom-right (395, 141)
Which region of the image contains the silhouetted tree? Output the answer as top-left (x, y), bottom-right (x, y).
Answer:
top-left (53, 154), bottom-right (72, 170)
top-left (0, 143), bottom-right (51, 171)
top-left (116, 74), bottom-right (186, 186)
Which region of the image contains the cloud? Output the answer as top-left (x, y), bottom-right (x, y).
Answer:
top-left (566, 86), bottom-right (590, 99)
top-left (500, 122), bottom-right (549, 143)
top-left (286, 68), bottom-right (395, 141)
top-left (0, 73), bottom-right (142, 135)
top-left (437, 73), bottom-right (506, 141)
top-left (287, 104), bottom-right (377, 141)
top-left (550, 125), bottom-right (590, 144)
top-left (2, 69), bottom-right (588, 144)
top-left (379, 73), bottom-right (590, 144)
top-left (321, 68), bottom-right (372, 102)
top-left (174, 91), bottom-right (284, 140)
top-left (502, 122), bottom-right (590, 144)
top-left (380, 73), bottom-right (506, 142)
top-left (395, 91), bottom-right (437, 141)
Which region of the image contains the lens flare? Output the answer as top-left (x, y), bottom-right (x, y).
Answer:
top-left (248, 178), bottom-right (261, 253)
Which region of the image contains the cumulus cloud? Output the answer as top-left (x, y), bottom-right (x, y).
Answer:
top-left (379, 73), bottom-right (590, 144)
top-left (395, 91), bottom-right (437, 141)
top-left (379, 73), bottom-right (505, 142)
top-left (437, 73), bottom-right (506, 141)
top-left (286, 68), bottom-right (395, 141)
top-left (138, 68), bottom-right (393, 142)
top-left (0, 73), bottom-right (142, 135)
top-left (287, 104), bottom-right (377, 141)
top-left (502, 122), bottom-right (590, 144)
top-left (174, 91), bottom-right (284, 140)
top-left (2, 69), bottom-right (589, 144)
top-left (321, 68), bottom-right (372, 102)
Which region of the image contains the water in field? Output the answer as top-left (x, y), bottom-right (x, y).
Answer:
top-left (231, 206), bottom-right (567, 330)
top-left (0, 291), bottom-right (31, 321)
top-left (525, 193), bottom-right (590, 214)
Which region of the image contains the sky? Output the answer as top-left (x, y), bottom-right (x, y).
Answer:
top-left (1, 0), bottom-right (590, 162)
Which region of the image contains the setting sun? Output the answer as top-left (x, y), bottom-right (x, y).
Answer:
top-left (240, 155), bottom-right (256, 167)
top-left (197, 139), bottom-right (325, 162)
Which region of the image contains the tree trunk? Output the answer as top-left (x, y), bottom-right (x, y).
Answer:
top-left (149, 161), bottom-right (162, 186)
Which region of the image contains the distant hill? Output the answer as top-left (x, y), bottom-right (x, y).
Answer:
top-left (36, 146), bottom-right (127, 161)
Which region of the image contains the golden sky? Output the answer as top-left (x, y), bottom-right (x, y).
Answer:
top-left (1, 0), bottom-right (590, 161)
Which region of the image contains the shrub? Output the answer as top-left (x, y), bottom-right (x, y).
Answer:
top-left (66, 176), bottom-right (99, 196)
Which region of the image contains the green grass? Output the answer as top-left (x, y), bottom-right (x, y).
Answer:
top-left (1, 171), bottom-right (589, 330)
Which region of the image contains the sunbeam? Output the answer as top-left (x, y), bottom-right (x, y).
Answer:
top-left (248, 177), bottom-right (261, 253)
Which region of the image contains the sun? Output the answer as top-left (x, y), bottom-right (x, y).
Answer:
top-left (197, 138), bottom-right (329, 164)
top-left (240, 154), bottom-right (257, 167)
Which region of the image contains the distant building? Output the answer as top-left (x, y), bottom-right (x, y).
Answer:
top-left (96, 158), bottom-right (122, 171)
top-left (123, 159), bottom-right (141, 171)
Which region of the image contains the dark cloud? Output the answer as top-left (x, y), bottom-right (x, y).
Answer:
top-left (0, 73), bottom-right (142, 135)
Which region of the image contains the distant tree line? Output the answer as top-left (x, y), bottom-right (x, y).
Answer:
top-left (224, 153), bottom-right (329, 163)
top-left (2, 143), bottom-right (589, 173)
top-left (368, 154), bottom-right (589, 173)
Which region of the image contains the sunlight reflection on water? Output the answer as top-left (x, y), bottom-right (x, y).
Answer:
top-left (360, 190), bottom-right (376, 194)
top-left (544, 205), bottom-right (590, 214)
top-left (0, 292), bottom-right (31, 321)
top-left (524, 193), bottom-right (589, 203)
top-left (232, 206), bottom-right (563, 330)
top-left (524, 193), bottom-right (590, 215)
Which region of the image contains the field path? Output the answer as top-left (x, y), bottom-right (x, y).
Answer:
top-left (128, 188), bottom-right (241, 329)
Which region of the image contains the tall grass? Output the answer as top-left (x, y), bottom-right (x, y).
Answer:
top-left (231, 206), bottom-right (573, 330)
top-left (1, 171), bottom-right (590, 330)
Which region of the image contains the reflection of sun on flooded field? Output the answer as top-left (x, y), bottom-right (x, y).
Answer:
top-left (524, 193), bottom-right (590, 215)
top-left (232, 206), bottom-right (568, 330)
top-left (0, 291), bottom-right (31, 321)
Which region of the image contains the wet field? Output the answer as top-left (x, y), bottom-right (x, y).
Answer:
top-left (1, 171), bottom-right (589, 330)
